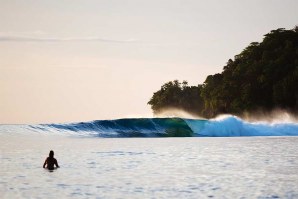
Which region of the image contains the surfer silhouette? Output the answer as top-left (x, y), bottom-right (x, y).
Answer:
top-left (43, 150), bottom-right (59, 170)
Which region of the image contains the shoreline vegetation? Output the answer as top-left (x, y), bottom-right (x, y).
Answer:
top-left (148, 27), bottom-right (298, 119)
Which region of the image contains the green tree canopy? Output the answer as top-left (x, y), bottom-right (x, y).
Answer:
top-left (148, 27), bottom-right (298, 118)
top-left (148, 80), bottom-right (204, 116)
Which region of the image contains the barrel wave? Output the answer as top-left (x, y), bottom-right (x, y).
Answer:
top-left (1, 116), bottom-right (298, 137)
top-left (33, 118), bottom-right (198, 137)
top-left (30, 116), bottom-right (298, 137)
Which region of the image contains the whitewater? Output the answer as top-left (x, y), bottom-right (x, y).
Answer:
top-left (1, 116), bottom-right (298, 198)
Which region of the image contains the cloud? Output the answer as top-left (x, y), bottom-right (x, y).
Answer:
top-left (0, 35), bottom-right (137, 43)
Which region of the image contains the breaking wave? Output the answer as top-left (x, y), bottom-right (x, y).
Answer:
top-left (1, 116), bottom-right (298, 137)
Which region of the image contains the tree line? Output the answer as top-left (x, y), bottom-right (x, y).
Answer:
top-left (148, 27), bottom-right (298, 118)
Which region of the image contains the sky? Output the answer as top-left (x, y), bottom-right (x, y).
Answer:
top-left (0, 0), bottom-right (297, 124)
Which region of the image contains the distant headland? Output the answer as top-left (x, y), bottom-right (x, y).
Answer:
top-left (148, 27), bottom-right (298, 118)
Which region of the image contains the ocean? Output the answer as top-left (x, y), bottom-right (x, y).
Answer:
top-left (1, 116), bottom-right (298, 198)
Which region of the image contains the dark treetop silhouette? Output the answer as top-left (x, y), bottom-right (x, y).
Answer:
top-left (148, 27), bottom-right (298, 118)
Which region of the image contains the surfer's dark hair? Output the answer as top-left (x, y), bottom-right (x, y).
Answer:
top-left (49, 150), bottom-right (54, 158)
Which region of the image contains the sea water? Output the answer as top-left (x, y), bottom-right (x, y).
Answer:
top-left (1, 116), bottom-right (298, 198)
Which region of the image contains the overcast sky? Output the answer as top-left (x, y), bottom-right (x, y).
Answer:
top-left (0, 0), bottom-right (297, 123)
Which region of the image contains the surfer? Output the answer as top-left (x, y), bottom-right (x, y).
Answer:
top-left (43, 150), bottom-right (59, 170)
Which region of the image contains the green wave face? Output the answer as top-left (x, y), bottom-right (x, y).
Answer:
top-left (98, 118), bottom-right (195, 137)
top-left (34, 118), bottom-right (198, 137)
top-left (153, 118), bottom-right (194, 137)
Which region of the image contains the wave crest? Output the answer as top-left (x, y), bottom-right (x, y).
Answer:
top-left (1, 116), bottom-right (297, 137)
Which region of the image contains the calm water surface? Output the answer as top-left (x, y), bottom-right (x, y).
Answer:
top-left (1, 135), bottom-right (298, 198)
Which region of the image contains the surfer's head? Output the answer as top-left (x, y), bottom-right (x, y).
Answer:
top-left (49, 150), bottom-right (54, 158)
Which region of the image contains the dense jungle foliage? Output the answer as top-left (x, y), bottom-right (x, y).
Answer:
top-left (148, 27), bottom-right (298, 118)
